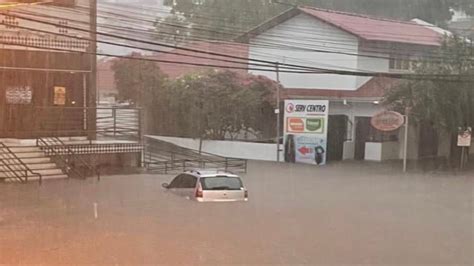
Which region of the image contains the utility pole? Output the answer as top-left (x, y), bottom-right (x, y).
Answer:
top-left (403, 107), bottom-right (411, 173)
top-left (88, 0), bottom-right (98, 139)
top-left (275, 62), bottom-right (281, 162)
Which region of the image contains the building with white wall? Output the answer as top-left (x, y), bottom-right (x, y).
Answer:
top-left (239, 7), bottom-right (455, 163)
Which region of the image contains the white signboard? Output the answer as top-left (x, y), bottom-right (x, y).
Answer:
top-left (6, 86), bottom-right (32, 104)
top-left (283, 100), bottom-right (329, 165)
top-left (458, 127), bottom-right (472, 147)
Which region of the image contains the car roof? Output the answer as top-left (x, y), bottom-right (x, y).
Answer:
top-left (185, 169), bottom-right (239, 178)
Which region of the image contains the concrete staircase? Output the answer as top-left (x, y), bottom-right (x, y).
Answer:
top-left (0, 143), bottom-right (68, 183)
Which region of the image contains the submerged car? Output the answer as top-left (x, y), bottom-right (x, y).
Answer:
top-left (162, 170), bottom-right (248, 202)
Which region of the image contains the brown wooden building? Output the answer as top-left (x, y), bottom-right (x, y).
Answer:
top-left (0, 0), bottom-right (96, 138)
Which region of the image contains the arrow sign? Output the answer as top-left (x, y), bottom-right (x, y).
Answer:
top-left (298, 146), bottom-right (312, 155)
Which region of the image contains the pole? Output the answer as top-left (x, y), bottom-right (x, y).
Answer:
top-left (275, 62), bottom-right (281, 162)
top-left (460, 147), bottom-right (465, 170)
top-left (403, 115), bottom-right (409, 173)
top-left (89, 0), bottom-right (97, 140)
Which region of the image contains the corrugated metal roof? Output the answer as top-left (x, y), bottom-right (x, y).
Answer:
top-left (299, 7), bottom-right (443, 46)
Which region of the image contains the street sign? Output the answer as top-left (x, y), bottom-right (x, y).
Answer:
top-left (371, 111), bottom-right (404, 132)
top-left (457, 127), bottom-right (472, 147)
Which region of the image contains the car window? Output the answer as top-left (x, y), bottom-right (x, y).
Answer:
top-left (182, 174), bottom-right (197, 188)
top-left (168, 174), bottom-right (185, 188)
top-left (200, 176), bottom-right (243, 190)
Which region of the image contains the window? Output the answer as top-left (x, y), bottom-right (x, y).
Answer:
top-left (389, 56), bottom-right (413, 71)
top-left (168, 174), bottom-right (196, 188)
top-left (182, 174), bottom-right (197, 188)
top-left (200, 177), bottom-right (243, 190)
top-left (168, 174), bottom-right (185, 188)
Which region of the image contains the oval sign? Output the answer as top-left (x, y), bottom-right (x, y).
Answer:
top-left (371, 111), bottom-right (404, 132)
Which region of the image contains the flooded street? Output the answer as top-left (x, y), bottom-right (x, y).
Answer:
top-left (0, 161), bottom-right (473, 265)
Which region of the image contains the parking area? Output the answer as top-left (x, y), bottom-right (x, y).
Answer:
top-left (0, 161), bottom-right (473, 265)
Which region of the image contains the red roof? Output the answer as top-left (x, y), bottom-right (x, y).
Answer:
top-left (282, 77), bottom-right (399, 99)
top-left (150, 41), bottom-right (249, 79)
top-left (298, 7), bottom-right (442, 46)
top-left (97, 41), bottom-right (249, 94)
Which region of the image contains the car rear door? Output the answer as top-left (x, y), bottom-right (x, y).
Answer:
top-left (200, 176), bottom-right (246, 201)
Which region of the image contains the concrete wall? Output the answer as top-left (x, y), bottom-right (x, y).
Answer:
top-left (366, 142), bottom-right (401, 162)
top-left (343, 141), bottom-right (355, 160)
top-left (147, 136), bottom-right (283, 162)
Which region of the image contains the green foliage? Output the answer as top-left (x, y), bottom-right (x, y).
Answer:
top-left (166, 70), bottom-right (279, 140)
top-left (111, 56), bottom-right (169, 134)
top-left (384, 35), bottom-right (474, 133)
top-left (112, 60), bottom-right (279, 139)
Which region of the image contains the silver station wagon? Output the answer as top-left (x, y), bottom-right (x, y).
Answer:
top-left (162, 170), bottom-right (248, 202)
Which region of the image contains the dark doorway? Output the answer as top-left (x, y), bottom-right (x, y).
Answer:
top-left (355, 117), bottom-right (371, 160)
top-left (418, 121), bottom-right (438, 158)
top-left (327, 115), bottom-right (348, 162)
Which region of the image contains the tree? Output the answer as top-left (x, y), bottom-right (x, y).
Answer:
top-left (153, 14), bottom-right (195, 45)
top-left (166, 70), bottom-right (279, 140)
top-left (111, 55), bottom-right (169, 134)
top-left (383, 35), bottom-right (474, 160)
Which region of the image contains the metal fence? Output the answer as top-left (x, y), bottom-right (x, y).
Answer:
top-left (29, 107), bottom-right (142, 140)
top-left (144, 137), bottom-right (248, 174)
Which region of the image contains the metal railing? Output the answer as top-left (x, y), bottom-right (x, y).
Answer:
top-left (0, 142), bottom-right (42, 184)
top-left (0, 107), bottom-right (142, 140)
top-left (37, 137), bottom-right (97, 179)
top-left (144, 137), bottom-right (248, 174)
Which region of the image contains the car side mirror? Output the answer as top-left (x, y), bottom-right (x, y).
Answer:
top-left (162, 183), bottom-right (169, 189)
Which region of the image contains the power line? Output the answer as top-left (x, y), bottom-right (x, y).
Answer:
top-left (9, 7), bottom-right (472, 64)
top-left (1, 38), bottom-right (473, 83)
top-left (3, 6), bottom-right (473, 80)
top-left (77, 4), bottom-right (473, 60)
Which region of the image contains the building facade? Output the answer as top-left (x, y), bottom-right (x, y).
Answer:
top-left (0, 0), bottom-right (96, 138)
top-left (240, 7), bottom-right (460, 163)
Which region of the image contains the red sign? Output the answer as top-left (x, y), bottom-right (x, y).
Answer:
top-left (298, 146), bottom-right (312, 155)
top-left (371, 111), bottom-right (404, 132)
top-left (287, 118), bottom-right (305, 132)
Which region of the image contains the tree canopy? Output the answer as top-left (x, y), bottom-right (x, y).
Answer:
top-left (111, 59), bottom-right (280, 139)
top-left (383, 35), bottom-right (474, 134)
top-left (166, 70), bottom-right (279, 140)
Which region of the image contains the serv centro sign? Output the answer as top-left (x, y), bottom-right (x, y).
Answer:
top-left (371, 111), bottom-right (404, 132)
top-left (284, 100), bottom-right (329, 165)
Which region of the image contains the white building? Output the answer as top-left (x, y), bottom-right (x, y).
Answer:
top-left (239, 7), bottom-right (460, 163)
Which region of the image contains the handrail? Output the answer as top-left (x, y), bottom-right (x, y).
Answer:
top-left (144, 138), bottom-right (247, 174)
top-left (36, 138), bottom-right (85, 179)
top-left (43, 137), bottom-right (99, 179)
top-left (0, 142), bottom-right (43, 185)
top-left (0, 158), bottom-right (25, 183)
top-left (51, 137), bottom-right (99, 179)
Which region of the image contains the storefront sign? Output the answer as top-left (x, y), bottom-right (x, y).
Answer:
top-left (284, 100), bottom-right (329, 165)
top-left (6, 86), bottom-right (32, 104)
top-left (371, 111), bottom-right (404, 132)
top-left (53, 86), bottom-right (67, 105)
top-left (457, 127), bottom-right (472, 147)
